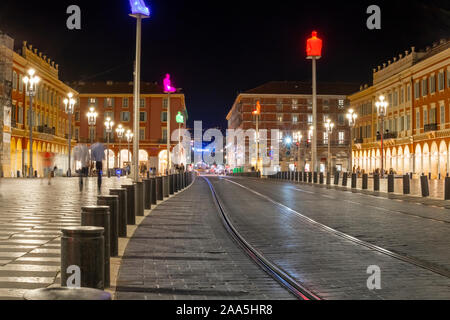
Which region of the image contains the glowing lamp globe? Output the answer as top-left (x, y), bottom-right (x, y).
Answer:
top-left (129, 0), bottom-right (150, 17)
top-left (163, 74), bottom-right (176, 93)
top-left (252, 101), bottom-right (261, 115)
top-left (176, 111), bottom-right (184, 124)
top-left (306, 31), bottom-right (322, 58)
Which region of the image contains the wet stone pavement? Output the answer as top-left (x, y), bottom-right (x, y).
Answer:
top-left (115, 177), bottom-right (295, 300)
top-left (0, 177), bottom-right (128, 299)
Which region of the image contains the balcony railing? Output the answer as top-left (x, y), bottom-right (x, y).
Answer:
top-left (38, 126), bottom-right (56, 135)
top-left (158, 138), bottom-right (167, 144)
top-left (376, 131), bottom-right (398, 140)
top-left (424, 123), bottom-right (438, 132)
top-left (354, 138), bottom-right (364, 144)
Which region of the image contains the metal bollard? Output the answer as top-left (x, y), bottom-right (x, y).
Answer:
top-left (362, 174), bottom-right (368, 189)
top-left (24, 287), bottom-right (111, 300)
top-left (420, 174), bottom-right (429, 197)
top-left (121, 184), bottom-right (136, 225)
top-left (326, 173), bottom-right (331, 185)
top-left (135, 181), bottom-right (144, 217)
top-left (61, 226), bottom-right (105, 290)
top-left (428, 172), bottom-right (431, 180)
top-left (351, 173), bottom-right (357, 188)
top-left (445, 177), bottom-right (450, 200)
top-left (373, 173), bottom-right (380, 191)
top-left (81, 206), bottom-right (110, 288)
top-left (169, 174), bottom-right (174, 195)
top-left (295, 172), bottom-right (298, 182)
top-left (97, 195), bottom-right (119, 257)
top-left (388, 174), bottom-right (394, 193)
top-left (319, 172), bottom-right (324, 184)
top-left (334, 172), bottom-right (340, 185)
top-left (109, 188), bottom-right (127, 237)
top-left (313, 172), bottom-right (318, 183)
top-left (156, 176), bottom-right (163, 201)
top-left (403, 174), bottom-right (410, 194)
top-left (150, 177), bottom-right (157, 204)
top-left (143, 179), bottom-right (152, 210)
top-left (174, 174), bottom-right (179, 192)
top-left (163, 176), bottom-right (169, 198)
top-left (342, 172), bottom-right (348, 186)
top-left (308, 172), bottom-right (312, 183)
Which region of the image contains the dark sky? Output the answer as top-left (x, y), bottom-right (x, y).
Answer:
top-left (0, 0), bottom-right (449, 129)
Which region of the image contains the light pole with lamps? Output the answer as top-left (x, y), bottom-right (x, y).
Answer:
top-left (346, 109), bottom-right (357, 173)
top-left (116, 124), bottom-right (125, 170)
top-left (104, 117), bottom-right (114, 178)
top-left (175, 111), bottom-right (184, 167)
top-left (306, 31), bottom-right (323, 176)
top-left (129, 0), bottom-right (150, 182)
top-left (375, 95), bottom-right (388, 177)
top-left (293, 131), bottom-right (302, 172)
top-left (324, 118), bottom-right (334, 176)
top-left (63, 93), bottom-right (76, 177)
top-left (87, 107), bottom-right (98, 143)
top-left (23, 68), bottom-right (39, 178)
top-left (126, 129), bottom-right (133, 175)
top-left (307, 125), bottom-right (313, 172)
top-left (252, 101), bottom-right (261, 172)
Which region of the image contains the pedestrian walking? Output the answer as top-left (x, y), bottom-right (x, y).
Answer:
top-left (74, 143), bottom-right (90, 191)
top-left (90, 138), bottom-right (105, 191)
top-left (43, 152), bottom-right (55, 185)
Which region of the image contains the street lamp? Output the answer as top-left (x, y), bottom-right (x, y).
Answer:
top-left (163, 73), bottom-right (176, 174)
top-left (23, 68), bottom-right (39, 178)
top-left (293, 131), bottom-right (302, 172)
top-left (125, 129), bottom-right (133, 175)
top-left (116, 124), bottom-right (125, 170)
top-left (346, 108), bottom-right (357, 173)
top-left (307, 125), bottom-right (313, 171)
top-left (252, 101), bottom-right (261, 172)
top-left (63, 92), bottom-right (76, 177)
top-left (324, 118), bottom-right (334, 176)
top-left (375, 95), bottom-right (388, 177)
top-left (129, 0), bottom-right (150, 182)
top-left (306, 31), bottom-right (323, 176)
top-left (176, 111), bottom-right (184, 167)
top-left (104, 117), bottom-right (114, 178)
top-left (87, 107), bottom-right (98, 143)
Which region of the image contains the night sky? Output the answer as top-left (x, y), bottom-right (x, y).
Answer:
top-left (0, 0), bottom-right (449, 129)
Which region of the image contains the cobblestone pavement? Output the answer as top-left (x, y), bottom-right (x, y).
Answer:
top-left (115, 177), bottom-right (296, 300)
top-left (209, 176), bottom-right (450, 299)
top-left (0, 177), bottom-right (128, 299)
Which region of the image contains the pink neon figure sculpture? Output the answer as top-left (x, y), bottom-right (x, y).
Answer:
top-left (163, 74), bottom-right (176, 93)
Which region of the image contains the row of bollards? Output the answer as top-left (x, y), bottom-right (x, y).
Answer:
top-left (58, 171), bottom-right (196, 294)
top-left (267, 170), bottom-right (450, 199)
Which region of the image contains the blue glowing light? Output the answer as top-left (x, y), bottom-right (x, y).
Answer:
top-left (284, 137), bottom-right (292, 145)
top-left (129, 0), bottom-right (150, 16)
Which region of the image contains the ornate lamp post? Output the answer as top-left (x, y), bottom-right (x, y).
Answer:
top-left (129, 0), bottom-right (150, 182)
top-left (125, 129), bottom-right (133, 175)
top-left (324, 118), bottom-right (334, 176)
top-left (116, 124), bottom-right (125, 170)
top-left (163, 74), bottom-right (176, 174)
top-left (375, 95), bottom-right (388, 177)
top-left (252, 101), bottom-right (261, 172)
top-left (87, 107), bottom-right (98, 143)
top-left (346, 108), bottom-right (357, 173)
top-left (176, 111), bottom-right (184, 166)
top-left (293, 131), bottom-right (302, 172)
top-left (23, 68), bottom-right (39, 178)
top-left (104, 117), bottom-right (114, 178)
top-left (306, 31), bottom-right (323, 176)
top-left (63, 93), bottom-right (76, 177)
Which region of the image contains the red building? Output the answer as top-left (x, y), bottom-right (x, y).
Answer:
top-left (74, 81), bottom-right (187, 174)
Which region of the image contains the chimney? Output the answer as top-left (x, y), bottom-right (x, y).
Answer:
top-left (377, 65), bottom-right (381, 71)
top-left (388, 60), bottom-right (391, 65)
top-left (364, 84), bottom-right (368, 89)
top-left (33, 48), bottom-right (37, 54)
top-left (399, 54), bottom-right (403, 59)
top-left (360, 85), bottom-right (363, 91)
top-left (383, 63), bottom-right (386, 68)
top-left (106, 80), bottom-right (113, 85)
top-left (405, 50), bottom-right (409, 55)
top-left (411, 46), bottom-right (415, 53)
top-left (393, 57), bottom-right (397, 62)
top-left (372, 68), bottom-right (376, 73)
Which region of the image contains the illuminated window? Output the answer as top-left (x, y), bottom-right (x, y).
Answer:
top-left (120, 111), bottom-right (130, 122)
top-left (338, 131), bottom-right (344, 144)
top-left (277, 114), bottom-right (283, 122)
top-left (307, 114), bottom-right (312, 124)
top-left (292, 115), bottom-right (298, 123)
top-left (323, 132), bottom-right (328, 144)
top-left (122, 97), bottom-right (129, 107)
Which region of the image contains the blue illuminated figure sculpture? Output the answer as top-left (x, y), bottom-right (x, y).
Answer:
top-left (129, 0), bottom-right (150, 17)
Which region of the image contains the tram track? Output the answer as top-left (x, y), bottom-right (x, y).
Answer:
top-left (222, 177), bottom-right (450, 280)
top-left (202, 176), bottom-right (321, 301)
